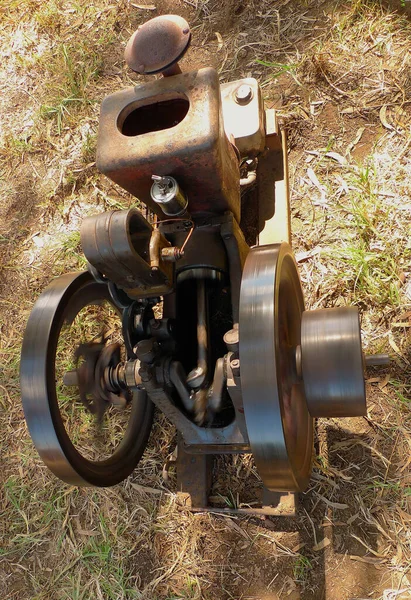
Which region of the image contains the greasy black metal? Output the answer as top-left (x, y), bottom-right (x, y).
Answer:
top-left (140, 361), bottom-right (249, 451)
top-left (122, 301), bottom-right (154, 358)
top-left (365, 353), bottom-right (390, 367)
top-left (81, 208), bottom-right (173, 298)
top-left (94, 343), bottom-right (130, 407)
top-left (20, 271), bottom-right (154, 487)
top-left (124, 15), bottom-right (191, 75)
top-left (72, 339), bottom-right (128, 421)
top-left (96, 68), bottom-right (240, 220)
top-left (220, 213), bottom-right (249, 324)
top-left (172, 225), bottom-right (229, 280)
top-left (187, 279), bottom-right (208, 392)
top-left (169, 361), bottom-right (193, 412)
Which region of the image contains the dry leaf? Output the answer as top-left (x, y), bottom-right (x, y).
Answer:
top-left (380, 105), bottom-right (394, 130)
top-left (215, 31), bottom-right (223, 50)
top-left (325, 151), bottom-right (348, 166)
top-left (350, 555), bottom-right (386, 565)
top-left (130, 483), bottom-right (163, 495)
top-left (315, 492), bottom-right (349, 510)
top-left (389, 334), bottom-right (410, 365)
top-left (347, 127), bottom-right (365, 153)
top-left (131, 3), bottom-right (156, 9)
top-left (292, 542), bottom-right (306, 553)
top-left (225, 518), bottom-right (250, 540)
top-left (378, 374), bottom-right (390, 389)
top-left (347, 512), bottom-right (359, 525)
top-left (313, 537), bottom-right (331, 551)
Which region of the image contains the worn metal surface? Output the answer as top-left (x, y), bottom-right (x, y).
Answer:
top-left (239, 243), bottom-right (313, 492)
top-left (97, 68), bottom-right (240, 220)
top-left (81, 208), bottom-right (173, 298)
top-left (258, 114), bottom-right (291, 246)
top-left (174, 223), bottom-right (229, 280)
top-left (140, 361), bottom-right (249, 451)
top-left (220, 213), bottom-right (250, 323)
top-left (187, 279), bottom-right (208, 396)
top-left (176, 438), bottom-right (212, 508)
top-left (301, 307), bottom-right (366, 417)
top-left (124, 15), bottom-right (191, 76)
top-left (365, 353), bottom-right (390, 367)
top-left (261, 489), bottom-right (298, 517)
top-left (150, 175), bottom-right (188, 216)
top-left (20, 271), bottom-right (154, 487)
top-left (221, 78), bottom-right (265, 157)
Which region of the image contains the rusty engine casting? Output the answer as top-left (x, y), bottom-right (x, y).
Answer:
top-left (20, 14), bottom-right (390, 507)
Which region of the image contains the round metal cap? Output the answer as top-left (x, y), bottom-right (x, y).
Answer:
top-left (301, 307), bottom-right (366, 418)
top-left (240, 243), bottom-right (313, 492)
top-left (125, 15), bottom-right (191, 75)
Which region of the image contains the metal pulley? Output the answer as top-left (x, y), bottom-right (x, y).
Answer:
top-left (300, 307), bottom-right (366, 418)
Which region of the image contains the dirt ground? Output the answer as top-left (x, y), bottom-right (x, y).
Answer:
top-left (1, 0), bottom-right (411, 599)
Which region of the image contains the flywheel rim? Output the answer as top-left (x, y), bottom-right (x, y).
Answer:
top-left (239, 243), bottom-right (313, 492)
top-left (20, 271), bottom-right (154, 487)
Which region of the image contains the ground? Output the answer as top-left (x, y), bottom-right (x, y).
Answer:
top-left (1, 0), bottom-right (411, 599)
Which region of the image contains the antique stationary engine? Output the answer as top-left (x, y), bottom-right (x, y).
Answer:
top-left (20, 15), bottom-right (389, 505)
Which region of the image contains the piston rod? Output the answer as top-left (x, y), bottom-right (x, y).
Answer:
top-left (187, 279), bottom-right (208, 389)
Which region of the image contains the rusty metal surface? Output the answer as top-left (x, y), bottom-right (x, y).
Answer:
top-left (221, 78), bottom-right (265, 157)
top-left (176, 438), bottom-right (212, 508)
top-left (259, 127), bottom-right (291, 246)
top-left (125, 15), bottom-right (191, 75)
top-left (96, 68), bottom-right (240, 220)
top-left (140, 360), bottom-right (249, 450)
top-left (80, 208), bottom-right (173, 298)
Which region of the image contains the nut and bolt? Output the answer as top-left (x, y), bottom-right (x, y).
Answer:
top-left (235, 84), bottom-right (253, 105)
top-left (223, 326), bottom-right (239, 353)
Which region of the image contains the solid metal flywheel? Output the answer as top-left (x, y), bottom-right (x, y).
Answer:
top-left (239, 243), bottom-right (367, 492)
top-left (20, 271), bottom-right (153, 487)
top-left (240, 243), bottom-right (314, 492)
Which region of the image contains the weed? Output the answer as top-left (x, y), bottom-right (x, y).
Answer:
top-left (81, 131), bottom-right (97, 164)
top-left (39, 43), bottom-right (102, 132)
top-left (34, 0), bottom-right (64, 32)
top-left (293, 554), bottom-right (312, 583)
top-left (256, 59), bottom-right (300, 87)
top-left (0, 133), bottom-right (34, 159)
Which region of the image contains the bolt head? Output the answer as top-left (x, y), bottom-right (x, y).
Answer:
top-left (235, 84), bottom-right (253, 104)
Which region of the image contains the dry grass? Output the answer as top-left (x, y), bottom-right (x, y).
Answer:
top-left (1, 0), bottom-right (411, 599)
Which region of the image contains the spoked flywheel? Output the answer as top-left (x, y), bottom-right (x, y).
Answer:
top-left (20, 271), bottom-right (154, 487)
top-left (239, 243), bottom-right (313, 492)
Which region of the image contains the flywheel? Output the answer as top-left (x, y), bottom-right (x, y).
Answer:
top-left (239, 243), bottom-right (313, 492)
top-left (20, 271), bottom-right (153, 487)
